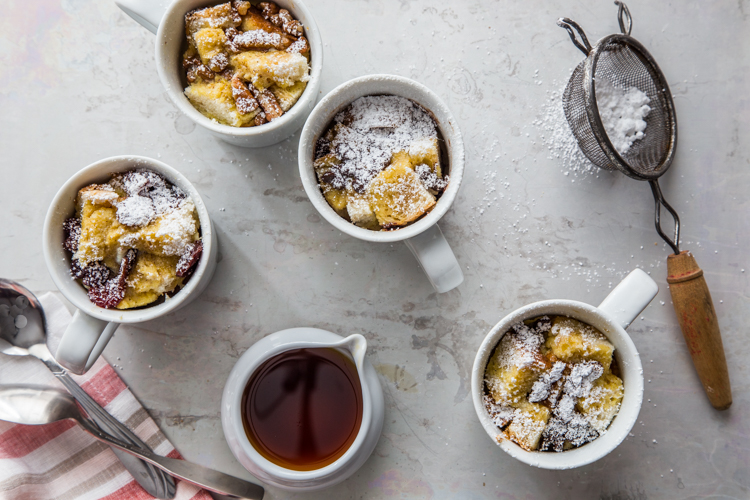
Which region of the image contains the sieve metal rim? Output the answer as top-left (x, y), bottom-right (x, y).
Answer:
top-left (583, 34), bottom-right (679, 181)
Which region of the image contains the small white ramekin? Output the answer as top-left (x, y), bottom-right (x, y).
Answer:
top-left (116, 0), bottom-right (323, 148)
top-left (43, 156), bottom-right (217, 374)
top-left (298, 74), bottom-right (465, 293)
top-left (471, 269), bottom-right (658, 469)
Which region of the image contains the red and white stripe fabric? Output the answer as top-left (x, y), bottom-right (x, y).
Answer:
top-left (0, 293), bottom-right (212, 500)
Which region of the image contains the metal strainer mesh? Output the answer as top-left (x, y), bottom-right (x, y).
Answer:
top-left (560, 3), bottom-right (677, 180)
top-left (558, 1), bottom-right (681, 253)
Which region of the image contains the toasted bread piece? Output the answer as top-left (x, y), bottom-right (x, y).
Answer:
top-left (485, 332), bottom-right (549, 405)
top-left (390, 150), bottom-right (412, 170)
top-left (269, 80), bottom-right (307, 111)
top-left (546, 317), bottom-right (615, 371)
top-left (118, 253), bottom-right (183, 310)
top-left (408, 137), bottom-right (442, 177)
top-left (76, 201), bottom-right (118, 266)
top-left (185, 77), bottom-right (259, 127)
top-left (240, 7), bottom-right (295, 46)
top-left (346, 193), bottom-right (379, 229)
top-left (186, 2), bottom-right (240, 39)
top-left (577, 372), bottom-right (624, 433)
top-left (192, 28), bottom-right (227, 65)
top-left (76, 185), bottom-right (120, 213)
top-left (505, 401), bottom-right (550, 451)
top-left (322, 187), bottom-right (348, 217)
top-left (367, 162), bottom-right (436, 228)
top-left (230, 51), bottom-right (310, 89)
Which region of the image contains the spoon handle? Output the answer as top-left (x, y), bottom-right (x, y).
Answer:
top-left (55, 372), bottom-right (176, 498)
top-left (31, 343), bottom-right (176, 499)
top-left (77, 418), bottom-right (265, 499)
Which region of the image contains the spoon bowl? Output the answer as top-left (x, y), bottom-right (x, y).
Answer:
top-left (0, 279), bottom-right (176, 498)
top-left (0, 385), bottom-right (264, 499)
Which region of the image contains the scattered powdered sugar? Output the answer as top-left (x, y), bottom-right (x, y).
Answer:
top-left (563, 360), bottom-right (604, 398)
top-left (326, 95), bottom-right (438, 190)
top-left (595, 78), bottom-right (651, 155)
top-left (533, 80), bottom-right (597, 179)
top-left (528, 361), bottom-right (566, 403)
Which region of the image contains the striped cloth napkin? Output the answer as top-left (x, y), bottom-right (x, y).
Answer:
top-left (0, 292), bottom-right (213, 500)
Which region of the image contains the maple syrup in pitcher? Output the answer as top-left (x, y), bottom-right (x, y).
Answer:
top-left (241, 348), bottom-right (363, 471)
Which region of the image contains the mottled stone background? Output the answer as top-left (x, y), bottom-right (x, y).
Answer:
top-left (1, 0), bottom-right (748, 498)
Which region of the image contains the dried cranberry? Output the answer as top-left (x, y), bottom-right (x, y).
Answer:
top-left (63, 218), bottom-right (81, 253)
top-left (85, 250), bottom-right (136, 309)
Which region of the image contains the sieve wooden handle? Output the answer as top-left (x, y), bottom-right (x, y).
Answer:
top-left (667, 251), bottom-right (731, 410)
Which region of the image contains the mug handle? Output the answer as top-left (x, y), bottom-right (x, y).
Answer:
top-left (404, 224), bottom-right (463, 293)
top-left (115, 0), bottom-right (169, 34)
top-left (55, 310), bottom-right (120, 375)
top-left (598, 268), bottom-right (659, 330)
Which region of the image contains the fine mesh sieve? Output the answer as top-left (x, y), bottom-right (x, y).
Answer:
top-left (557, 2), bottom-right (732, 411)
top-left (558, 1), bottom-right (680, 253)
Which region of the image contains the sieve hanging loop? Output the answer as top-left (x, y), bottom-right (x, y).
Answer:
top-left (557, 18), bottom-right (592, 56)
top-left (614, 1), bottom-right (632, 36)
top-left (648, 180), bottom-right (680, 255)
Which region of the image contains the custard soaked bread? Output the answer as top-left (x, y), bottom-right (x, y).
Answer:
top-left (483, 316), bottom-right (624, 452)
top-left (313, 95), bottom-right (449, 231)
top-left (63, 170), bottom-right (203, 310)
top-left (182, 1), bottom-right (310, 127)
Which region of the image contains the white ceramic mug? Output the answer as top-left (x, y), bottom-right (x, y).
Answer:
top-left (298, 74), bottom-right (465, 293)
top-left (471, 268), bottom-right (659, 469)
top-left (115, 0), bottom-right (323, 148)
top-left (43, 156), bottom-right (217, 375)
top-left (221, 327), bottom-right (385, 491)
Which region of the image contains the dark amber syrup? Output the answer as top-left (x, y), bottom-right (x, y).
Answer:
top-left (241, 348), bottom-right (363, 471)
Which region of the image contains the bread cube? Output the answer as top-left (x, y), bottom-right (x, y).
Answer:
top-left (185, 2), bottom-right (240, 39)
top-left (230, 51), bottom-right (310, 89)
top-left (346, 194), bottom-right (378, 229)
top-left (77, 202), bottom-right (118, 266)
top-left (505, 401), bottom-right (550, 451)
top-left (485, 333), bottom-right (548, 405)
top-left (322, 187), bottom-right (347, 217)
top-left (408, 137), bottom-right (441, 177)
top-left (270, 80), bottom-right (307, 111)
top-left (192, 28), bottom-right (227, 65)
top-left (546, 317), bottom-right (615, 370)
top-left (577, 372), bottom-right (624, 433)
top-left (367, 162), bottom-right (436, 228)
top-left (184, 77), bottom-right (258, 127)
top-left (118, 254), bottom-right (183, 310)
top-left (390, 150), bottom-right (413, 170)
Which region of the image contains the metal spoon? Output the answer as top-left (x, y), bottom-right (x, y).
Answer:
top-left (0, 385), bottom-right (265, 499)
top-left (0, 279), bottom-right (176, 499)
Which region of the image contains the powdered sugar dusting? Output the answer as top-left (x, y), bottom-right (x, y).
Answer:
top-left (327, 95), bottom-right (438, 190)
top-left (116, 196), bottom-right (156, 227)
top-left (484, 315), bottom-right (622, 453)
